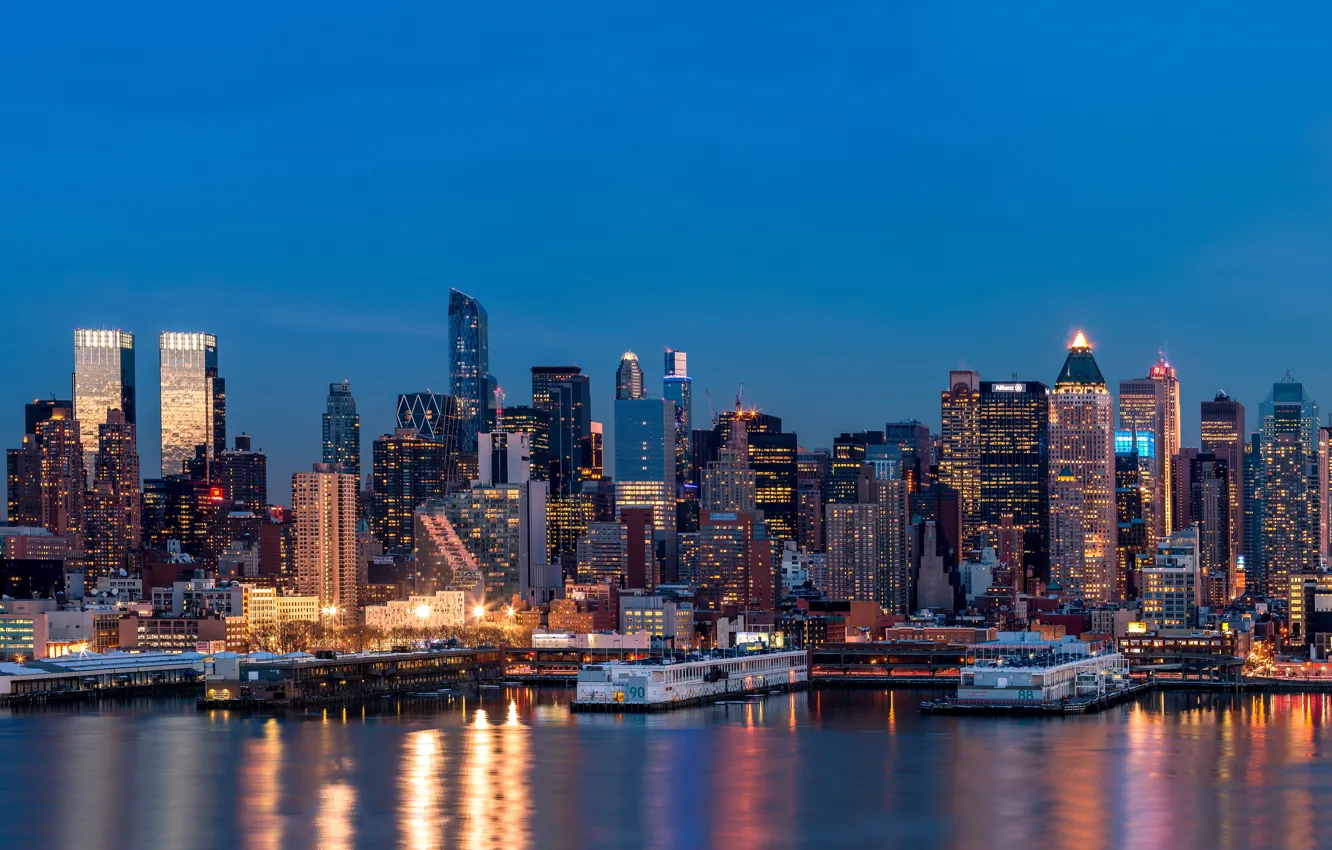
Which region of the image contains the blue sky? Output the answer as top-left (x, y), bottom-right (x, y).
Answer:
top-left (4, 3), bottom-right (1332, 502)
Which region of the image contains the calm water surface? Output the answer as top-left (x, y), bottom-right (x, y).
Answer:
top-left (4, 688), bottom-right (1332, 850)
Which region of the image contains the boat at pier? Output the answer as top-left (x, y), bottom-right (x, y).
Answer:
top-left (572, 649), bottom-right (809, 712)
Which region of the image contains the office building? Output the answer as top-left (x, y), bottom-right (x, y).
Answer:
top-left (1170, 447), bottom-right (1200, 532)
top-left (977, 379), bottom-right (1050, 585)
top-left (940, 370), bottom-right (981, 546)
top-left (615, 351), bottom-right (645, 400)
top-left (158, 332), bottom-right (223, 478)
top-left (396, 391), bottom-right (462, 459)
top-left (1259, 374), bottom-right (1321, 604)
top-left (696, 510), bottom-right (771, 612)
top-left (614, 397), bottom-right (676, 577)
top-left (824, 504), bottom-right (881, 604)
top-left (490, 405), bottom-right (550, 481)
top-left (532, 367), bottom-right (590, 497)
top-left (547, 493), bottom-right (596, 576)
top-left (702, 414), bottom-right (756, 512)
top-left (1114, 432), bottom-right (1154, 600)
top-left (448, 289), bottom-right (490, 455)
top-left (371, 429), bottom-right (450, 552)
top-left (292, 463), bottom-right (359, 627)
top-left (73, 329), bottom-right (136, 485)
top-left (1142, 528), bottom-right (1199, 630)
top-left (578, 422), bottom-right (604, 481)
top-left (576, 522), bottom-right (641, 586)
top-left (1118, 374), bottom-right (1166, 539)
top-left (884, 420), bottom-right (931, 492)
top-left (858, 465), bottom-right (913, 613)
top-left (1190, 452), bottom-right (1231, 606)
top-left (84, 409), bottom-right (141, 578)
top-left (215, 434), bottom-right (267, 513)
top-left (1048, 332), bottom-right (1116, 603)
top-left (826, 432), bottom-right (885, 505)
top-left (750, 431), bottom-right (798, 544)
top-left (0, 528), bottom-right (70, 599)
top-left (620, 593), bottom-right (695, 648)
top-left (33, 405), bottom-right (86, 550)
top-left (1148, 358), bottom-right (1182, 532)
top-left (322, 380), bottom-right (360, 478)
top-left (1201, 391), bottom-right (1245, 562)
top-left (663, 350), bottom-right (694, 534)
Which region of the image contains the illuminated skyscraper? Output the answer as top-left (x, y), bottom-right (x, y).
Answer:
top-left (825, 432), bottom-right (885, 505)
top-left (322, 380), bottom-right (360, 479)
top-left (1200, 391), bottom-right (1245, 562)
top-left (371, 429), bottom-right (450, 552)
top-left (1118, 375), bottom-right (1166, 539)
top-left (1259, 374), bottom-right (1320, 604)
top-left (663, 350), bottom-right (694, 532)
top-left (977, 379), bottom-right (1050, 586)
top-left (578, 422), bottom-right (604, 481)
top-left (1114, 431), bottom-right (1153, 599)
top-left (532, 367), bottom-right (590, 497)
top-left (702, 414), bottom-right (756, 512)
top-left (158, 332), bottom-right (224, 478)
top-left (614, 397), bottom-right (676, 578)
top-left (884, 420), bottom-right (931, 493)
top-left (89, 408), bottom-right (141, 570)
top-left (448, 289), bottom-right (489, 455)
top-left (1189, 452), bottom-right (1231, 605)
top-left (490, 405), bottom-right (550, 481)
top-left (1049, 332), bottom-right (1116, 602)
top-left (697, 510), bottom-right (771, 612)
top-left (293, 463), bottom-right (359, 627)
top-left (215, 434), bottom-right (267, 513)
top-left (940, 370), bottom-right (981, 545)
top-left (615, 351), bottom-right (645, 400)
top-left (73, 329), bottom-right (136, 485)
top-left (1148, 357), bottom-right (1182, 531)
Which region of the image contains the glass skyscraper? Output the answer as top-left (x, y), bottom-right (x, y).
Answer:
top-left (532, 367), bottom-right (590, 497)
top-left (663, 349), bottom-right (694, 530)
top-left (614, 397), bottom-right (676, 577)
top-left (158, 332), bottom-right (223, 478)
top-left (448, 289), bottom-right (489, 455)
top-left (322, 380), bottom-right (361, 479)
top-left (977, 379), bottom-right (1050, 584)
top-left (1259, 374), bottom-right (1320, 604)
top-left (74, 328), bottom-right (136, 486)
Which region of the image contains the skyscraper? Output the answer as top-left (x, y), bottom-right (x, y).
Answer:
top-left (1049, 332), bottom-right (1116, 603)
top-left (750, 430), bottom-right (798, 544)
top-left (977, 379), bottom-right (1050, 586)
top-left (490, 405), bottom-right (550, 482)
top-left (1118, 374), bottom-right (1166, 539)
top-left (824, 503), bottom-right (880, 603)
top-left (1114, 432), bottom-right (1153, 599)
top-left (1189, 452), bottom-right (1231, 605)
top-left (614, 397), bottom-right (676, 577)
top-left (91, 408), bottom-right (141, 567)
top-left (1148, 357), bottom-right (1182, 532)
top-left (293, 463), bottom-right (359, 627)
top-left (826, 432), bottom-right (885, 505)
top-left (884, 420), bottom-right (932, 492)
top-left (616, 351), bottom-right (645, 400)
top-left (1200, 391), bottom-right (1245, 564)
top-left (702, 414), bottom-right (756, 512)
top-left (940, 370), bottom-right (981, 546)
top-left (158, 332), bottom-right (223, 478)
top-left (1259, 374), bottom-right (1321, 604)
top-left (216, 434), bottom-right (268, 514)
top-left (448, 289), bottom-right (490, 455)
top-left (371, 429), bottom-right (451, 552)
top-left (858, 464), bottom-right (913, 613)
top-left (532, 367), bottom-right (590, 497)
top-left (73, 329), bottom-right (136, 485)
top-left (20, 404), bottom-right (86, 550)
top-left (663, 350), bottom-right (694, 533)
top-left (322, 380), bottom-right (360, 479)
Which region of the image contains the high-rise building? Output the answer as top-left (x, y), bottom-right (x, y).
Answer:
top-left (884, 420), bottom-right (932, 492)
top-left (322, 380), bottom-right (360, 479)
top-left (215, 434), bottom-right (267, 514)
top-left (697, 510), bottom-right (771, 612)
top-left (448, 289), bottom-right (490, 456)
top-left (371, 429), bottom-right (450, 552)
top-left (663, 350), bottom-right (694, 533)
top-left (490, 405), bottom-right (550, 482)
top-left (158, 332), bottom-right (223, 479)
top-left (292, 463), bottom-right (359, 627)
top-left (824, 503), bottom-right (881, 603)
top-left (532, 368), bottom-right (590, 497)
top-left (702, 414), bottom-right (756, 513)
top-left (1142, 527), bottom-right (1199, 629)
top-left (578, 422), bottom-right (604, 481)
top-left (858, 465), bottom-right (913, 613)
top-left (73, 329), bottom-right (136, 486)
top-left (444, 483), bottom-right (533, 602)
top-left (1170, 447), bottom-right (1200, 533)
top-left (750, 431), bottom-right (798, 544)
top-left (576, 522), bottom-right (631, 586)
top-left (826, 432), bottom-right (885, 505)
top-left (85, 408), bottom-right (141, 575)
top-left (1201, 392), bottom-right (1245, 563)
top-left (7, 436), bottom-right (42, 528)
top-left (1148, 357), bottom-right (1182, 532)
top-left (1114, 433), bottom-right (1153, 600)
top-left (1259, 374), bottom-right (1321, 604)
top-left (15, 405), bottom-right (87, 550)
top-left (615, 351), bottom-right (645, 400)
top-left (613, 397), bottom-right (676, 578)
top-left (547, 493), bottom-right (595, 576)
top-left (1048, 332), bottom-right (1116, 603)
top-left (1243, 433), bottom-right (1263, 595)
top-left (1190, 452), bottom-right (1231, 606)
top-left (978, 379), bottom-right (1050, 586)
top-left (412, 503), bottom-right (484, 596)
top-left (940, 370), bottom-right (981, 546)
top-left (1118, 375), bottom-right (1166, 539)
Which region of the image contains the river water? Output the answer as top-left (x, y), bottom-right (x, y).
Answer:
top-left (4, 687), bottom-right (1332, 850)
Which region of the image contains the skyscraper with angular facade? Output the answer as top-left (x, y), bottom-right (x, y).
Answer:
top-left (159, 332), bottom-right (224, 478)
top-left (1259, 374), bottom-right (1320, 605)
top-left (978, 379), bottom-right (1049, 585)
top-left (1049, 332), bottom-right (1116, 603)
top-left (73, 329), bottom-right (135, 486)
top-left (448, 289), bottom-right (489, 455)
top-left (322, 380), bottom-right (360, 479)
top-left (616, 352), bottom-right (645, 400)
top-left (940, 370), bottom-right (981, 546)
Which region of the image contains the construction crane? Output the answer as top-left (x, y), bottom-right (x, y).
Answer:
top-left (705, 389), bottom-right (717, 426)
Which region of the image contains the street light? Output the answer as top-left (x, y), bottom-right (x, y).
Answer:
top-left (415, 604), bottom-right (432, 645)
top-left (473, 605), bottom-right (486, 621)
top-left (321, 606), bottom-right (341, 650)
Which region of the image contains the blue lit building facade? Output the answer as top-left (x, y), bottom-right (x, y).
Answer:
top-left (663, 349), bottom-right (694, 532)
top-left (322, 380), bottom-right (360, 479)
top-left (448, 289), bottom-right (489, 455)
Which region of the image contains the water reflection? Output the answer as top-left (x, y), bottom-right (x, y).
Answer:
top-left (10, 690), bottom-right (1332, 848)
